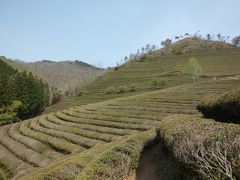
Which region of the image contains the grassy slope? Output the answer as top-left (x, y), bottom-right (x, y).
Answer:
top-left (46, 48), bottom-right (240, 113)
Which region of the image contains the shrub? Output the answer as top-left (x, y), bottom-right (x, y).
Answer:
top-left (51, 92), bottom-right (63, 105)
top-left (105, 86), bottom-right (116, 94)
top-left (197, 88), bottom-right (240, 123)
top-left (139, 54), bottom-right (147, 62)
top-left (0, 112), bottom-right (17, 122)
top-left (129, 84), bottom-right (136, 92)
top-left (184, 57), bottom-right (202, 83)
top-left (118, 86), bottom-right (128, 93)
top-left (114, 67), bottom-right (119, 71)
top-left (157, 114), bottom-right (240, 179)
top-left (151, 78), bottom-right (168, 88)
top-left (77, 91), bottom-right (87, 96)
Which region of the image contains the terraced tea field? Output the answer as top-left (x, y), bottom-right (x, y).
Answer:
top-left (46, 48), bottom-right (240, 113)
top-left (0, 79), bottom-right (239, 179)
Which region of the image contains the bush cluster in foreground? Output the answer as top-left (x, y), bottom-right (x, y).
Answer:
top-left (157, 114), bottom-right (240, 179)
top-left (197, 88), bottom-right (240, 123)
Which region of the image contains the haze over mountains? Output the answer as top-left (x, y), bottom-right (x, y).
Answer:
top-left (0, 57), bottom-right (106, 93)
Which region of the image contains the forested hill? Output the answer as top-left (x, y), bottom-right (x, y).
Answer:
top-left (0, 56), bottom-right (106, 93)
top-left (0, 59), bottom-right (50, 125)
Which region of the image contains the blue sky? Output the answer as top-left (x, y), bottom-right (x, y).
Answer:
top-left (0, 0), bottom-right (240, 67)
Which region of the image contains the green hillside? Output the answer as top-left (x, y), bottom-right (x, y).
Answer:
top-left (0, 39), bottom-right (240, 179)
top-left (0, 78), bottom-right (234, 180)
top-left (46, 47), bottom-right (240, 113)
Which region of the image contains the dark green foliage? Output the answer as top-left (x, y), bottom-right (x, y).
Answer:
top-left (0, 77), bottom-right (12, 107)
top-left (197, 88), bottom-right (240, 123)
top-left (0, 101), bottom-right (22, 125)
top-left (152, 78), bottom-right (168, 88)
top-left (0, 162), bottom-right (11, 180)
top-left (15, 72), bottom-right (46, 119)
top-left (0, 60), bottom-right (17, 107)
top-left (0, 58), bottom-right (50, 121)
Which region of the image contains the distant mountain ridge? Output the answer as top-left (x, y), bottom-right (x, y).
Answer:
top-left (0, 56), bottom-right (106, 93)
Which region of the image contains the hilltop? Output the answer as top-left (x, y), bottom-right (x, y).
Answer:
top-left (157, 36), bottom-right (234, 56)
top-left (0, 56), bottom-right (105, 93)
top-left (46, 38), bottom-right (240, 112)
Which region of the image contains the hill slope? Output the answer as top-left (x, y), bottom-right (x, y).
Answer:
top-left (0, 56), bottom-right (105, 93)
top-left (46, 47), bottom-right (240, 112)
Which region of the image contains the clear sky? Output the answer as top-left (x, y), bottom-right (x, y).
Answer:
top-left (0, 0), bottom-right (240, 67)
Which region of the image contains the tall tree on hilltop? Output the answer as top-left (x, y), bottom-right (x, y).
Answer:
top-left (145, 44), bottom-right (151, 52)
top-left (206, 34), bottom-right (211, 40)
top-left (151, 45), bottom-right (156, 50)
top-left (217, 33), bottom-right (222, 41)
top-left (141, 47), bottom-right (145, 54)
top-left (161, 39), bottom-right (172, 47)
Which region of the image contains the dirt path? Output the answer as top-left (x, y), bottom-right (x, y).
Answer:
top-left (127, 144), bottom-right (162, 180)
top-left (134, 144), bottom-right (160, 180)
top-left (127, 143), bottom-right (196, 180)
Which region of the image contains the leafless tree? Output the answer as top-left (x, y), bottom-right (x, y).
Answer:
top-left (232, 36), bottom-right (240, 47)
top-left (206, 34), bottom-right (211, 40)
top-left (161, 39), bottom-right (172, 47)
